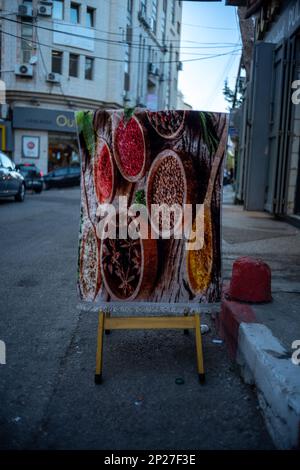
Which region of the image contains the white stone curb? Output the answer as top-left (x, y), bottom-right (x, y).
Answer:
top-left (237, 323), bottom-right (300, 449)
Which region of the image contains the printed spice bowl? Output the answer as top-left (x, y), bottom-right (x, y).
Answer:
top-left (112, 113), bottom-right (149, 183)
top-left (187, 206), bottom-right (214, 296)
top-left (93, 138), bottom-right (116, 204)
top-left (100, 212), bottom-right (157, 301)
top-left (146, 110), bottom-right (186, 139)
top-left (146, 149), bottom-right (196, 238)
top-left (78, 224), bottom-right (102, 302)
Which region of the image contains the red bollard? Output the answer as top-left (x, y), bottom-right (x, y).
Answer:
top-left (228, 256), bottom-right (272, 303)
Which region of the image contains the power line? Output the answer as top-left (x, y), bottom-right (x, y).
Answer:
top-left (0, 15), bottom-right (241, 51)
top-left (0, 28), bottom-right (241, 65)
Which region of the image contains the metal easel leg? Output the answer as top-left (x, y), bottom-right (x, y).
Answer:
top-left (194, 312), bottom-right (205, 384)
top-left (183, 308), bottom-right (189, 335)
top-left (95, 310), bottom-right (105, 384)
top-left (105, 309), bottom-right (111, 335)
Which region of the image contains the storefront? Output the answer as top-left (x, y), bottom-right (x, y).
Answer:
top-left (12, 107), bottom-right (78, 174)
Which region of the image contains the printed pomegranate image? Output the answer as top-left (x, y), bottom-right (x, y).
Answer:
top-left (93, 139), bottom-right (115, 204)
top-left (78, 225), bottom-right (101, 301)
top-left (113, 115), bottom-right (147, 182)
top-left (147, 110), bottom-right (186, 139)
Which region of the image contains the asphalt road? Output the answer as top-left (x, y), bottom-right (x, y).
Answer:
top-left (0, 188), bottom-right (274, 450)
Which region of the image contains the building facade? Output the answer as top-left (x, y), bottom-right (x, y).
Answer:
top-left (0, 0), bottom-right (182, 173)
top-left (227, 0), bottom-right (300, 222)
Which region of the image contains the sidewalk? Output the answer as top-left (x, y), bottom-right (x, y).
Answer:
top-left (220, 185), bottom-right (300, 449)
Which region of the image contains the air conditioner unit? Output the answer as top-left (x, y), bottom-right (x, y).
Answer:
top-left (38, 4), bottom-right (52, 16)
top-left (46, 72), bottom-right (60, 84)
top-left (17, 4), bottom-right (33, 18)
top-left (15, 64), bottom-right (33, 78)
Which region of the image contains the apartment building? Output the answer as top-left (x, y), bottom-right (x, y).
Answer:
top-left (0, 0), bottom-right (182, 173)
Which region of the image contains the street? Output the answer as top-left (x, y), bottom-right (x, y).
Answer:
top-left (0, 188), bottom-right (274, 449)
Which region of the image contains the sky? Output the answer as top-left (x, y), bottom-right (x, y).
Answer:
top-left (178, 0), bottom-right (241, 112)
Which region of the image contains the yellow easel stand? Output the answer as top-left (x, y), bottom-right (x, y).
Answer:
top-left (95, 310), bottom-right (205, 385)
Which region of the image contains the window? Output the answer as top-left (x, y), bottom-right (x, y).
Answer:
top-left (70, 3), bottom-right (80, 24)
top-left (21, 23), bottom-right (33, 63)
top-left (171, 0), bottom-right (175, 25)
top-left (85, 57), bottom-right (94, 80)
top-left (53, 0), bottom-right (64, 20)
top-left (177, 22), bottom-right (181, 35)
top-left (86, 7), bottom-right (95, 28)
top-left (151, 0), bottom-right (158, 34)
top-left (52, 50), bottom-right (63, 74)
top-left (69, 54), bottom-right (79, 77)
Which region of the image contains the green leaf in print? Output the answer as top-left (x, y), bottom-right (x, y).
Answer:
top-left (76, 110), bottom-right (95, 157)
top-left (199, 112), bottom-right (219, 155)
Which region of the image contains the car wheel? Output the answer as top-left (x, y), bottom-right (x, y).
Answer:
top-left (34, 187), bottom-right (43, 194)
top-left (45, 183), bottom-right (51, 190)
top-left (15, 183), bottom-right (26, 202)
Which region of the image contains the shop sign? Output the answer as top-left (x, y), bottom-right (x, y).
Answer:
top-left (13, 107), bottom-right (76, 133)
top-left (22, 136), bottom-right (40, 158)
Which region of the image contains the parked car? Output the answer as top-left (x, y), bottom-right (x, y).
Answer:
top-left (16, 163), bottom-right (43, 193)
top-left (43, 166), bottom-right (81, 190)
top-left (0, 152), bottom-right (26, 202)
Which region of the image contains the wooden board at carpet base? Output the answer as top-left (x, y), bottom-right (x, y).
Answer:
top-left (77, 109), bottom-right (228, 306)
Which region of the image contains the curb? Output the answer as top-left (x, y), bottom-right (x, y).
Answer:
top-left (218, 292), bottom-right (300, 450)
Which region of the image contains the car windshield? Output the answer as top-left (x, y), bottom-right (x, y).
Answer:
top-left (53, 168), bottom-right (69, 176)
top-left (18, 166), bottom-right (37, 173)
top-left (69, 167), bottom-right (80, 174)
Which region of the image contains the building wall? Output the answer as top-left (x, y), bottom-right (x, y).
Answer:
top-left (2, 0), bottom-right (182, 109)
top-left (0, 0), bottom-right (182, 172)
top-left (229, 0), bottom-right (300, 216)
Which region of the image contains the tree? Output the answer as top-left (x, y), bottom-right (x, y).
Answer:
top-left (223, 79), bottom-right (243, 107)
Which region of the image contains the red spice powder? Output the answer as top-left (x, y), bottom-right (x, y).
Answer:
top-left (115, 117), bottom-right (145, 177)
top-left (94, 143), bottom-right (113, 203)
